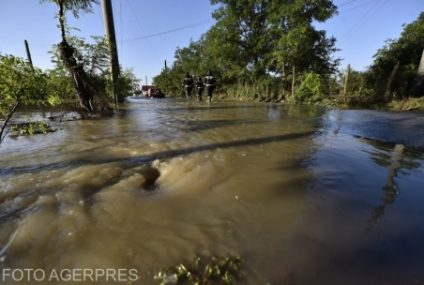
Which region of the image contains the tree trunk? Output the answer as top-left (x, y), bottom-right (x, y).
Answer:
top-left (57, 0), bottom-right (112, 116)
top-left (291, 65), bottom-right (296, 98)
top-left (280, 62), bottom-right (286, 100)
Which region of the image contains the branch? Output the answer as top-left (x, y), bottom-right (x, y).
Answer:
top-left (0, 99), bottom-right (20, 144)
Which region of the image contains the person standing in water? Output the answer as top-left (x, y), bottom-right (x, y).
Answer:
top-left (205, 70), bottom-right (216, 103)
top-left (182, 72), bottom-right (194, 99)
top-left (196, 76), bottom-right (205, 101)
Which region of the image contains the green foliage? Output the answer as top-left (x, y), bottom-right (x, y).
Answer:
top-left (50, 35), bottom-right (140, 100)
top-left (153, 42), bottom-right (209, 97)
top-left (0, 55), bottom-right (50, 117)
top-left (155, 0), bottom-right (338, 100)
top-left (295, 72), bottom-right (328, 103)
top-left (366, 12), bottom-right (424, 99)
top-left (117, 68), bottom-right (141, 97)
top-left (49, 35), bottom-right (109, 102)
top-left (337, 68), bottom-right (378, 106)
top-left (347, 87), bottom-right (376, 107)
top-left (340, 12), bottom-right (424, 107)
top-left (154, 256), bottom-right (243, 285)
top-left (10, 121), bottom-right (55, 136)
top-left (45, 68), bottom-right (75, 104)
top-left (388, 97), bottom-right (424, 111)
top-left (50, 35), bottom-right (109, 76)
top-left (269, 0), bottom-right (339, 76)
top-left (40, 0), bottom-right (99, 17)
top-left (210, 0), bottom-right (273, 79)
top-left (0, 54), bottom-right (68, 143)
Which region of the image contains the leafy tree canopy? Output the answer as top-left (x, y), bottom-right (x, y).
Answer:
top-left (40, 0), bottom-right (98, 17)
top-left (366, 12), bottom-right (424, 99)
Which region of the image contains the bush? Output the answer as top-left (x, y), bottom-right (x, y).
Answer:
top-left (347, 87), bottom-right (376, 106)
top-left (295, 72), bottom-right (327, 103)
top-left (0, 55), bottom-right (52, 116)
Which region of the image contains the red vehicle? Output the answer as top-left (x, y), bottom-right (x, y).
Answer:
top-left (141, 85), bottom-right (165, 98)
top-left (141, 85), bottom-right (155, 97)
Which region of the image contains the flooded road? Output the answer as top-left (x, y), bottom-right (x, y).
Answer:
top-left (1, 99), bottom-right (424, 284)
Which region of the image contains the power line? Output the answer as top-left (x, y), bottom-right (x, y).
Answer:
top-left (124, 0), bottom-right (148, 36)
top-left (338, 0), bottom-right (360, 8)
top-left (123, 0), bottom-right (161, 62)
top-left (123, 19), bottom-right (214, 42)
top-left (339, 0), bottom-right (376, 13)
top-left (339, 0), bottom-right (386, 42)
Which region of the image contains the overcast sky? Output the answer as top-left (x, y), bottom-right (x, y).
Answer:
top-left (1, 0), bottom-right (423, 84)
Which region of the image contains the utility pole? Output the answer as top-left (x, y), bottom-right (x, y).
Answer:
top-left (101, 0), bottom-right (122, 105)
top-left (164, 60), bottom-right (168, 95)
top-left (24, 40), bottom-right (34, 70)
top-left (145, 76), bottom-right (148, 86)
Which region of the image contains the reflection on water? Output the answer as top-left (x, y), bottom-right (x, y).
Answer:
top-left (368, 143), bottom-right (404, 228)
top-left (0, 100), bottom-right (424, 284)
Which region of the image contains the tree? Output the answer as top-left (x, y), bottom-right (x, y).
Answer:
top-left (154, 40), bottom-right (209, 96)
top-left (40, 0), bottom-right (112, 115)
top-left (295, 72), bottom-right (328, 103)
top-left (156, 0), bottom-right (339, 102)
top-left (366, 12), bottom-right (424, 101)
top-left (118, 68), bottom-right (141, 97)
top-left (209, 0), bottom-right (272, 81)
top-left (50, 35), bottom-right (110, 76)
top-left (0, 55), bottom-right (49, 142)
top-left (269, 0), bottom-right (338, 78)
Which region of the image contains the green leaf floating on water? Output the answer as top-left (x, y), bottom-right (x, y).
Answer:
top-left (154, 255), bottom-right (243, 285)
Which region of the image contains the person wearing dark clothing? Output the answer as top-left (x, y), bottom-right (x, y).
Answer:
top-left (196, 76), bottom-right (205, 101)
top-left (205, 70), bottom-right (216, 102)
top-left (183, 73), bottom-right (194, 99)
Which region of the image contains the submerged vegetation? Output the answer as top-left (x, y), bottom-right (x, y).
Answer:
top-left (10, 121), bottom-right (55, 136)
top-left (154, 256), bottom-right (243, 285)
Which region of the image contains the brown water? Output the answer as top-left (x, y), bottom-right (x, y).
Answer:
top-left (1, 99), bottom-right (424, 284)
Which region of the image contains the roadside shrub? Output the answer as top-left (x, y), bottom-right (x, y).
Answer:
top-left (295, 72), bottom-right (327, 103)
top-left (347, 87), bottom-right (376, 106)
top-left (0, 55), bottom-right (50, 117)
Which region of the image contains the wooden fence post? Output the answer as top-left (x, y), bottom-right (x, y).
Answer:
top-left (343, 64), bottom-right (351, 103)
top-left (291, 65), bottom-right (296, 98)
top-left (385, 61), bottom-right (400, 100)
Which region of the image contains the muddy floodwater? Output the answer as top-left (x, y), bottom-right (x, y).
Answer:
top-left (1, 98), bottom-right (424, 284)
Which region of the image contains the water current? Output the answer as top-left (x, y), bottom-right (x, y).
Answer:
top-left (1, 98), bottom-right (423, 284)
